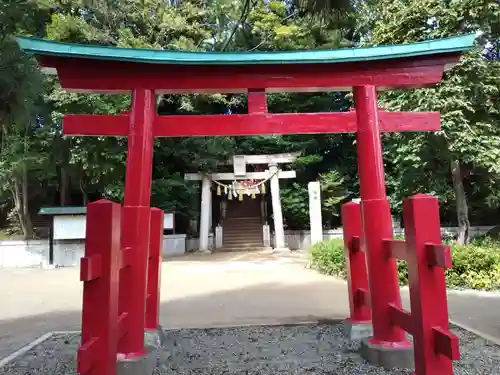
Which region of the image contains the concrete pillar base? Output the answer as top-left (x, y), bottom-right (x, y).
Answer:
top-left (197, 249), bottom-right (212, 255)
top-left (117, 345), bottom-right (157, 375)
top-left (145, 326), bottom-right (166, 348)
top-left (40, 260), bottom-right (56, 269)
top-left (343, 320), bottom-right (373, 342)
top-left (271, 247), bottom-right (290, 253)
top-left (360, 338), bottom-right (414, 369)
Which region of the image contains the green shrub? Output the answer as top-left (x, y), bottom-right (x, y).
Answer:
top-left (309, 237), bottom-right (500, 291)
top-left (309, 239), bottom-right (346, 278)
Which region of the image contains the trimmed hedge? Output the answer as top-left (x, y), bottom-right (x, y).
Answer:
top-left (309, 237), bottom-right (500, 291)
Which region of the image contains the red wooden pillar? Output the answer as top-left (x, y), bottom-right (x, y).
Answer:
top-left (341, 201), bottom-right (371, 324)
top-left (118, 88), bottom-right (156, 358)
top-left (353, 85), bottom-right (408, 345)
top-left (145, 208), bottom-right (164, 331)
top-left (78, 200), bottom-right (121, 375)
top-left (403, 194), bottom-right (459, 374)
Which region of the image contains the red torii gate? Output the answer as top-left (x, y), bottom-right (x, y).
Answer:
top-left (16, 34), bottom-right (475, 375)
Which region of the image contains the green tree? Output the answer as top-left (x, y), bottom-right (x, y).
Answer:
top-left (356, 0), bottom-right (500, 243)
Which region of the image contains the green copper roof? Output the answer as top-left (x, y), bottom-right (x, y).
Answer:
top-left (16, 34), bottom-right (476, 66)
top-left (39, 207), bottom-right (87, 215)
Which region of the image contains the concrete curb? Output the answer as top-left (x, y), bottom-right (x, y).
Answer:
top-left (450, 319), bottom-right (500, 346)
top-left (400, 286), bottom-right (500, 298)
top-left (0, 332), bottom-right (53, 369)
top-left (446, 289), bottom-right (500, 298)
top-left (164, 318), bottom-right (344, 331)
top-left (0, 331), bottom-right (79, 369)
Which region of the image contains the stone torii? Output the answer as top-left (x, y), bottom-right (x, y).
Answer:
top-left (184, 152), bottom-right (300, 252)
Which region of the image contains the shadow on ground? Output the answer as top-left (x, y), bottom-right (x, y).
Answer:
top-left (0, 280), bottom-right (344, 360)
top-left (164, 250), bottom-right (308, 264)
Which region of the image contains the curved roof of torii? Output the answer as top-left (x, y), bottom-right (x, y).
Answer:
top-left (17, 34), bottom-right (475, 66)
top-left (15, 34), bottom-right (476, 94)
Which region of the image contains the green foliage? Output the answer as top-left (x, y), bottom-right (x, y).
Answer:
top-left (309, 238), bottom-right (346, 277)
top-left (355, 0), bottom-right (500, 234)
top-left (281, 170), bottom-right (346, 230)
top-left (310, 237), bottom-right (500, 291)
top-left (318, 170), bottom-right (345, 214)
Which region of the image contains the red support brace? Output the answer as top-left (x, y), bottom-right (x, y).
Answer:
top-left (145, 208), bottom-right (164, 331)
top-left (402, 193), bottom-right (460, 374)
top-left (78, 200), bottom-right (122, 375)
top-left (341, 201), bottom-right (371, 324)
top-left (247, 89), bottom-right (268, 114)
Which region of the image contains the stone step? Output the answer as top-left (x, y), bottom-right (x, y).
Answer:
top-left (224, 222), bottom-right (262, 227)
top-left (224, 238), bottom-right (262, 243)
top-left (215, 246), bottom-right (271, 253)
top-left (224, 222), bottom-right (261, 227)
top-left (222, 241), bottom-right (264, 247)
top-left (225, 217), bottom-right (261, 222)
top-left (224, 228), bottom-right (262, 234)
top-left (224, 238), bottom-right (262, 242)
top-left (223, 228), bottom-right (262, 234)
top-left (222, 232), bottom-right (262, 239)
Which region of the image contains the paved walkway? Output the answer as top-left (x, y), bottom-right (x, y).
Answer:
top-left (0, 250), bottom-right (499, 360)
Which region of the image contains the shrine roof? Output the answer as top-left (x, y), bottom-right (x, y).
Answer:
top-left (16, 34), bottom-right (475, 66)
top-left (39, 207), bottom-right (87, 216)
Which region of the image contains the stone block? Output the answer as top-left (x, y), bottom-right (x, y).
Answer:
top-left (360, 338), bottom-right (414, 369)
top-left (145, 326), bottom-right (166, 348)
top-left (343, 320), bottom-right (373, 342)
top-left (117, 345), bottom-right (157, 375)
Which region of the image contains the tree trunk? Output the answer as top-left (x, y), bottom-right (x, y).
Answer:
top-left (451, 159), bottom-right (470, 245)
top-left (60, 167), bottom-right (68, 206)
top-left (79, 171), bottom-right (89, 206)
top-left (21, 163), bottom-right (33, 238)
top-left (11, 179), bottom-right (27, 237)
top-left (11, 168), bottom-right (33, 239)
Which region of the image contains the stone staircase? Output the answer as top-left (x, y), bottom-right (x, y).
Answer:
top-left (219, 197), bottom-right (267, 252)
top-left (221, 216), bottom-right (264, 252)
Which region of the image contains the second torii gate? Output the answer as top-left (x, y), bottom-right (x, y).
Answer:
top-left (16, 34), bottom-right (475, 375)
top-left (185, 152), bottom-right (300, 252)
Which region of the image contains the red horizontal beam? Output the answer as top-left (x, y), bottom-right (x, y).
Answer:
top-left (426, 243), bottom-right (453, 269)
top-left (350, 236), bottom-right (363, 253)
top-left (117, 312), bottom-right (128, 340)
top-left (64, 114), bottom-right (129, 136)
top-left (388, 303), bottom-right (413, 334)
top-left (63, 111), bottom-right (440, 137)
top-left (355, 288), bottom-right (370, 307)
top-left (77, 337), bottom-right (99, 374)
top-left (433, 327), bottom-right (460, 360)
top-left (80, 254), bottom-right (102, 282)
top-left (384, 239), bottom-right (409, 261)
top-left (38, 53), bottom-right (460, 94)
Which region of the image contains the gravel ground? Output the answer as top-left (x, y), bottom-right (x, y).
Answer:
top-left (1, 323), bottom-right (499, 375)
